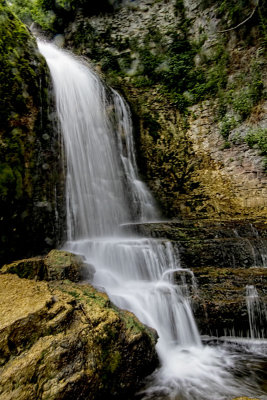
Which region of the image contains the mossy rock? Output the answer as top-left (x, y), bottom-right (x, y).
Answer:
top-left (0, 1), bottom-right (64, 265)
top-left (1, 257), bottom-right (45, 279)
top-left (1, 250), bottom-right (91, 282)
top-left (232, 397), bottom-right (261, 400)
top-left (0, 273), bottom-right (158, 399)
top-left (44, 249), bottom-right (83, 281)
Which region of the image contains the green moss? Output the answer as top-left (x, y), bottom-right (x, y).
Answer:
top-left (142, 113), bottom-right (161, 141)
top-left (0, 164), bottom-right (15, 199)
top-left (0, 1), bottom-right (63, 265)
top-left (0, 3), bottom-right (39, 195)
top-left (2, 258), bottom-right (45, 279)
top-left (107, 350), bottom-right (121, 373)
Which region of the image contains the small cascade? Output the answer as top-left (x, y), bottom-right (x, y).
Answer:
top-left (232, 227), bottom-right (267, 268)
top-left (246, 285), bottom-right (267, 339)
top-left (39, 41), bottom-right (267, 400)
top-left (249, 224), bottom-right (267, 268)
top-left (112, 90), bottom-right (159, 221)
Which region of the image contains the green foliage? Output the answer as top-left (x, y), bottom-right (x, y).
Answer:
top-left (258, 1), bottom-right (267, 47)
top-left (124, 18), bottom-right (230, 113)
top-left (220, 116), bottom-right (237, 138)
top-left (245, 128), bottom-right (267, 152)
top-left (218, 0), bottom-right (248, 26)
top-left (245, 127), bottom-right (267, 171)
top-left (0, 164), bottom-right (15, 199)
top-left (139, 47), bottom-right (163, 80)
top-left (221, 141), bottom-right (231, 149)
top-left (9, 0), bottom-right (114, 32)
top-left (101, 51), bottom-right (120, 73)
top-left (0, 5), bottom-right (35, 200)
top-left (8, 0), bottom-right (55, 31)
top-left (232, 89), bottom-right (254, 119)
top-left (131, 76), bottom-right (154, 88)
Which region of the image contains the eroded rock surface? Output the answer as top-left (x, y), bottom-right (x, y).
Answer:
top-left (0, 263), bottom-right (158, 399)
top-left (1, 249), bottom-right (90, 282)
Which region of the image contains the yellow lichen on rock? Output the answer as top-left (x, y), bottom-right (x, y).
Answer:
top-left (232, 397), bottom-right (261, 400)
top-left (0, 274), bottom-right (51, 329)
top-left (0, 272), bottom-right (157, 400)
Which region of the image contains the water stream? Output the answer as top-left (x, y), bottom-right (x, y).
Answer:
top-left (38, 41), bottom-right (267, 400)
top-left (246, 285), bottom-right (267, 339)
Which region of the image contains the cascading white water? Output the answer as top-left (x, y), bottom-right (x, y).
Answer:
top-left (38, 41), bottom-right (266, 400)
top-left (246, 285), bottom-right (267, 339)
top-left (112, 90), bottom-right (159, 221)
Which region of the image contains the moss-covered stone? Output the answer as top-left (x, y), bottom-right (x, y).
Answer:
top-left (0, 1), bottom-right (65, 265)
top-left (0, 273), bottom-right (158, 400)
top-left (1, 249), bottom-right (93, 282)
top-left (44, 249), bottom-right (84, 281)
top-left (1, 257), bottom-right (45, 279)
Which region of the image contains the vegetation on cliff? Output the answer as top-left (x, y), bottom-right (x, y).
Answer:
top-left (8, 0), bottom-right (117, 31)
top-left (2, 0), bottom-right (267, 225)
top-left (0, 0), bottom-right (64, 264)
top-left (59, 0), bottom-right (267, 219)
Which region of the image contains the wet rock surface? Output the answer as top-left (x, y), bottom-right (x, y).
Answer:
top-left (122, 220), bottom-right (267, 336)
top-left (192, 266), bottom-right (267, 336)
top-left (1, 250), bottom-right (86, 282)
top-left (124, 220), bottom-right (267, 269)
top-left (0, 2), bottom-right (65, 266)
top-left (0, 254), bottom-right (158, 400)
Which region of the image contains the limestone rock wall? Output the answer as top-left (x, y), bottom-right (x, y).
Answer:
top-left (64, 0), bottom-right (267, 220)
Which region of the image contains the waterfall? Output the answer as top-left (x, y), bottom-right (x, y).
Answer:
top-left (246, 285), bottom-right (267, 339)
top-left (38, 41), bottom-right (266, 400)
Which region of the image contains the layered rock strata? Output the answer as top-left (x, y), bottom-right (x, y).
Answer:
top-left (122, 220), bottom-right (267, 336)
top-left (0, 251), bottom-right (158, 400)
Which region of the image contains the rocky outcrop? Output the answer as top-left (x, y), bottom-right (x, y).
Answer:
top-left (122, 220), bottom-right (267, 336)
top-left (192, 266), bottom-right (267, 336)
top-left (125, 220), bottom-right (267, 269)
top-left (1, 249), bottom-right (90, 282)
top-left (0, 1), bottom-right (65, 265)
top-left (0, 255), bottom-right (158, 400)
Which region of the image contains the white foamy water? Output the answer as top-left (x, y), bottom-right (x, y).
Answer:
top-left (38, 41), bottom-right (266, 400)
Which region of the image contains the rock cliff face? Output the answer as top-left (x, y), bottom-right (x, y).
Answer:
top-left (64, 0), bottom-right (267, 220)
top-left (0, 0), bottom-right (65, 265)
top-left (0, 252), bottom-right (158, 400)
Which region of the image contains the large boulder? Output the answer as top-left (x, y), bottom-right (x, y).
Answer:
top-left (0, 273), bottom-right (158, 400)
top-left (1, 249), bottom-right (92, 282)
